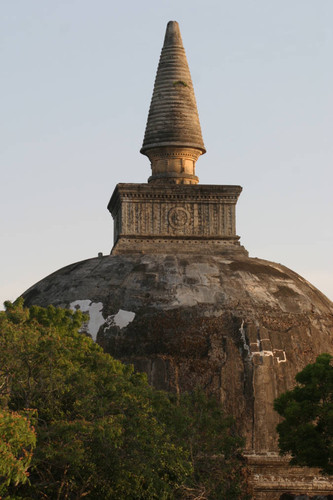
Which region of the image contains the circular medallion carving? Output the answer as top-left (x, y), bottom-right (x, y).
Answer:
top-left (168, 207), bottom-right (190, 229)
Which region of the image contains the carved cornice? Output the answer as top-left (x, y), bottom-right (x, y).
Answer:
top-left (115, 235), bottom-right (241, 242)
top-left (108, 183), bottom-right (242, 214)
top-left (111, 237), bottom-right (247, 256)
top-left (146, 148), bottom-right (201, 161)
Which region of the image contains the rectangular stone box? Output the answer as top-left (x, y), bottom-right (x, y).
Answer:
top-left (108, 183), bottom-right (246, 255)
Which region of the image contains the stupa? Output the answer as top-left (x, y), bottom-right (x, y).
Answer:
top-left (22, 21), bottom-right (333, 499)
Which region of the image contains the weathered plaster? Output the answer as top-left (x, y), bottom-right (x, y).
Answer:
top-left (69, 300), bottom-right (136, 338)
top-left (106, 309), bottom-right (135, 329)
top-left (70, 300), bottom-right (104, 341)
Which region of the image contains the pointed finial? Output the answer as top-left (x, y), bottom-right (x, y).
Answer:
top-left (163, 20), bottom-right (183, 47)
top-left (141, 21), bottom-right (206, 185)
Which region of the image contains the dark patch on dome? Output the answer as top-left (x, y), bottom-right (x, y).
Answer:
top-left (273, 286), bottom-right (300, 299)
top-left (22, 287), bottom-right (40, 304)
top-left (229, 260), bottom-right (289, 279)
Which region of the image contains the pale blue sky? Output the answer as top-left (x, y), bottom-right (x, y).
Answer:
top-left (1, 0), bottom-right (332, 305)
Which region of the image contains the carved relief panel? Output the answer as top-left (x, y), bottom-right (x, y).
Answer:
top-left (108, 183), bottom-right (243, 246)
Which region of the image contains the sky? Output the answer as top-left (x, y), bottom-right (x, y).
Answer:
top-left (1, 0), bottom-right (332, 307)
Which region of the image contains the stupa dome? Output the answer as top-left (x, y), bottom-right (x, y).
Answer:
top-left (22, 21), bottom-right (333, 499)
top-left (22, 252), bottom-right (333, 497)
top-left (22, 252), bottom-right (333, 450)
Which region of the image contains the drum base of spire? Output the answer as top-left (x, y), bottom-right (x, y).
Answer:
top-left (143, 146), bottom-right (203, 185)
top-left (148, 172), bottom-right (199, 185)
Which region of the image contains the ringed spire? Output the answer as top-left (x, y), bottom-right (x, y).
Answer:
top-left (141, 21), bottom-right (206, 185)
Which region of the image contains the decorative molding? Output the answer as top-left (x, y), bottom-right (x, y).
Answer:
top-left (147, 150), bottom-right (200, 161)
top-left (168, 207), bottom-right (190, 229)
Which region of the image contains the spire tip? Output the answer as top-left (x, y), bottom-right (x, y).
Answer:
top-left (163, 20), bottom-right (183, 48)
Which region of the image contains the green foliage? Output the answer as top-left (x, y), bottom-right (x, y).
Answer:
top-left (154, 390), bottom-right (251, 499)
top-left (274, 353), bottom-right (333, 475)
top-left (0, 408), bottom-right (36, 490)
top-left (0, 299), bottom-right (250, 499)
top-left (173, 80), bottom-right (188, 87)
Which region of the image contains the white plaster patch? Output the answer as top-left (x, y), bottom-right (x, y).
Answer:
top-left (251, 348), bottom-right (287, 363)
top-left (251, 350), bottom-right (274, 360)
top-left (274, 350), bottom-right (287, 363)
top-left (250, 341), bottom-right (260, 349)
top-left (70, 300), bottom-right (105, 341)
top-left (239, 320), bottom-right (252, 357)
top-left (106, 309), bottom-right (135, 329)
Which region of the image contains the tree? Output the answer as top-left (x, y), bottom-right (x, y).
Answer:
top-left (156, 390), bottom-right (251, 499)
top-left (0, 299), bottom-right (250, 499)
top-left (274, 353), bottom-right (333, 475)
top-left (0, 408), bottom-right (36, 494)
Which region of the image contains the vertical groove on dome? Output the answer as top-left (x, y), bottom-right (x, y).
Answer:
top-left (141, 21), bottom-right (206, 153)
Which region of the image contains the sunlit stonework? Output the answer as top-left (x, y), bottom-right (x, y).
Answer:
top-left (22, 21), bottom-right (333, 499)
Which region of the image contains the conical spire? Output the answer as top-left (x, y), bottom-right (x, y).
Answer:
top-left (141, 21), bottom-right (206, 185)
